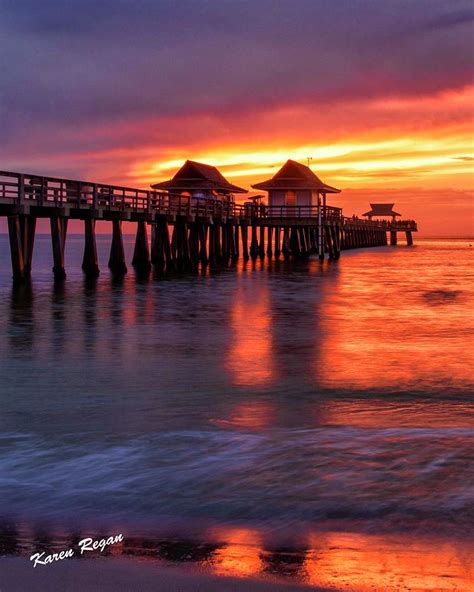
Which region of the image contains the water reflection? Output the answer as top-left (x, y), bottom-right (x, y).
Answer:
top-left (82, 277), bottom-right (98, 353)
top-left (51, 281), bottom-right (67, 358)
top-left (304, 531), bottom-right (472, 592)
top-left (316, 248), bottom-right (474, 393)
top-left (8, 282), bottom-right (34, 353)
top-left (210, 528), bottom-right (263, 578)
top-left (225, 282), bottom-right (277, 388)
top-left (0, 521), bottom-right (19, 556)
top-left (1, 523), bottom-right (471, 591)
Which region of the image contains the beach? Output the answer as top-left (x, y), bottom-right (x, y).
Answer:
top-left (1, 557), bottom-right (321, 591)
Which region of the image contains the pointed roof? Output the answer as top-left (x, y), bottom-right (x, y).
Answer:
top-left (363, 203), bottom-right (401, 217)
top-left (251, 160), bottom-right (340, 193)
top-left (151, 160), bottom-right (247, 194)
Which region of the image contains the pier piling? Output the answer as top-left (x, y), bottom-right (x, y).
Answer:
top-left (132, 221), bottom-right (151, 272)
top-left (8, 215), bottom-right (25, 282)
top-left (82, 219), bottom-right (100, 277)
top-left (241, 224), bottom-right (249, 261)
top-left (20, 215), bottom-right (36, 277)
top-left (108, 220), bottom-right (127, 276)
top-left (250, 225), bottom-right (259, 260)
top-left (50, 216), bottom-right (68, 279)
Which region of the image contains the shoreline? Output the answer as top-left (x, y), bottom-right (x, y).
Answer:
top-left (0, 557), bottom-right (321, 592)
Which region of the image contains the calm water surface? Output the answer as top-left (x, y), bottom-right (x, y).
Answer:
top-left (0, 235), bottom-right (473, 590)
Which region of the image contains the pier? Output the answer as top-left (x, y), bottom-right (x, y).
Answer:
top-left (0, 170), bottom-right (417, 282)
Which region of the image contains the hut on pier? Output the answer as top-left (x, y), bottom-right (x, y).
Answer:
top-left (251, 160), bottom-right (340, 216)
top-left (362, 203), bottom-right (401, 221)
top-left (151, 160), bottom-right (247, 202)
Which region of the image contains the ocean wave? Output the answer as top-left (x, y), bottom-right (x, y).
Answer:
top-left (1, 428), bottom-right (473, 533)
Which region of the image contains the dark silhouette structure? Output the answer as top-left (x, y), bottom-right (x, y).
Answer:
top-left (362, 203), bottom-right (412, 245)
top-left (363, 203), bottom-right (401, 220)
top-left (252, 160), bottom-right (341, 260)
top-left (0, 163), bottom-right (417, 282)
top-left (151, 160), bottom-right (247, 200)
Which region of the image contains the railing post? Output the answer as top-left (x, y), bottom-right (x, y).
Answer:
top-left (318, 203), bottom-right (324, 260)
top-left (92, 184), bottom-right (98, 209)
top-left (39, 176), bottom-right (46, 206)
top-left (18, 174), bottom-right (25, 206)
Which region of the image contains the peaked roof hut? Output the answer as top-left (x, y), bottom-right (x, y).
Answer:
top-left (151, 160), bottom-right (247, 198)
top-left (363, 203), bottom-right (401, 220)
top-left (251, 160), bottom-right (340, 215)
top-left (252, 160), bottom-right (340, 193)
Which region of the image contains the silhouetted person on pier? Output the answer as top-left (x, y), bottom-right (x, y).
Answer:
top-left (27, 176), bottom-right (43, 200)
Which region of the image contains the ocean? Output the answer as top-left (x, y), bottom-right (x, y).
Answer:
top-left (0, 235), bottom-right (473, 590)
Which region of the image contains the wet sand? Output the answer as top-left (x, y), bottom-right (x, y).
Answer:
top-left (0, 557), bottom-right (321, 591)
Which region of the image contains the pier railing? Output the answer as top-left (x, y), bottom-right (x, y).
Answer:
top-left (0, 170), bottom-right (247, 218)
top-left (0, 171), bottom-right (340, 222)
top-left (0, 170), bottom-right (416, 230)
top-left (343, 216), bottom-right (418, 231)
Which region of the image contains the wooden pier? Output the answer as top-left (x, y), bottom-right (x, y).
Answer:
top-left (0, 171), bottom-right (417, 282)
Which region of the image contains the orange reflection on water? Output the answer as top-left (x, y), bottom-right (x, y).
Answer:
top-left (208, 528), bottom-right (264, 578)
top-left (304, 531), bottom-right (473, 592)
top-left (225, 285), bottom-right (277, 388)
top-left (211, 400), bottom-right (276, 431)
top-left (206, 528), bottom-right (473, 590)
top-left (315, 249), bottom-right (474, 392)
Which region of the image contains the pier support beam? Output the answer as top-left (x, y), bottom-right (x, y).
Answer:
top-left (214, 224), bottom-right (222, 263)
top-left (406, 231), bottom-right (413, 246)
top-left (209, 224), bottom-right (222, 266)
top-left (108, 219), bottom-right (127, 276)
top-left (82, 219), bottom-right (100, 277)
top-left (233, 225), bottom-right (240, 261)
top-left (266, 226), bottom-right (273, 258)
top-left (221, 224), bottom-right (230, 261)
top-left (20, 216), bottom-right (36, 276)
top-left (282, 227), bottom-right (290, 260)
top-left (8, 215), bottom-right (38, 282)
top-left (50, 216), bottom-right (68, 279)
top-left (229, 224), bottom-right (238, 262)
top-left (250, 225), bottom-right (259, 260)
top-left (290, 227), bottom-right (301, 258)
top-left (198, 224), bottom-right (208, 264)
top-left (188, 223), bottom-right (200, 264)
top-left (390, 230), bottom-right (397, 246)
top-left (151, 222), bottom-right (165, 271)
top-left (172, 221), bottom-right (192, 271)
top-left (331, 225), bottom-right (341, 259)
top-left (241, 224), bottom-right (249, 261)
top-left (274, 226), bottom-right (281, 258)
top-left (132, 221), bottom-right (151, 272)
top-left (258, 226), bottom-right (265, 258)
top-left (208, 224), bottom-right (216, 266)
top-left (325, 226), bottom-right (336, 260)
top-left (8, 215), bottom-right (25, 282)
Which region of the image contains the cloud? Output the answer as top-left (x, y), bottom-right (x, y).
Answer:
top-left (422, 8), bottom-right (474, 31)
top-left (0, 0), bottom-right (473, 140)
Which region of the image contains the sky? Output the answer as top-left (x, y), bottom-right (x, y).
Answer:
top-left (0, 0), bottom-right (473, 236)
